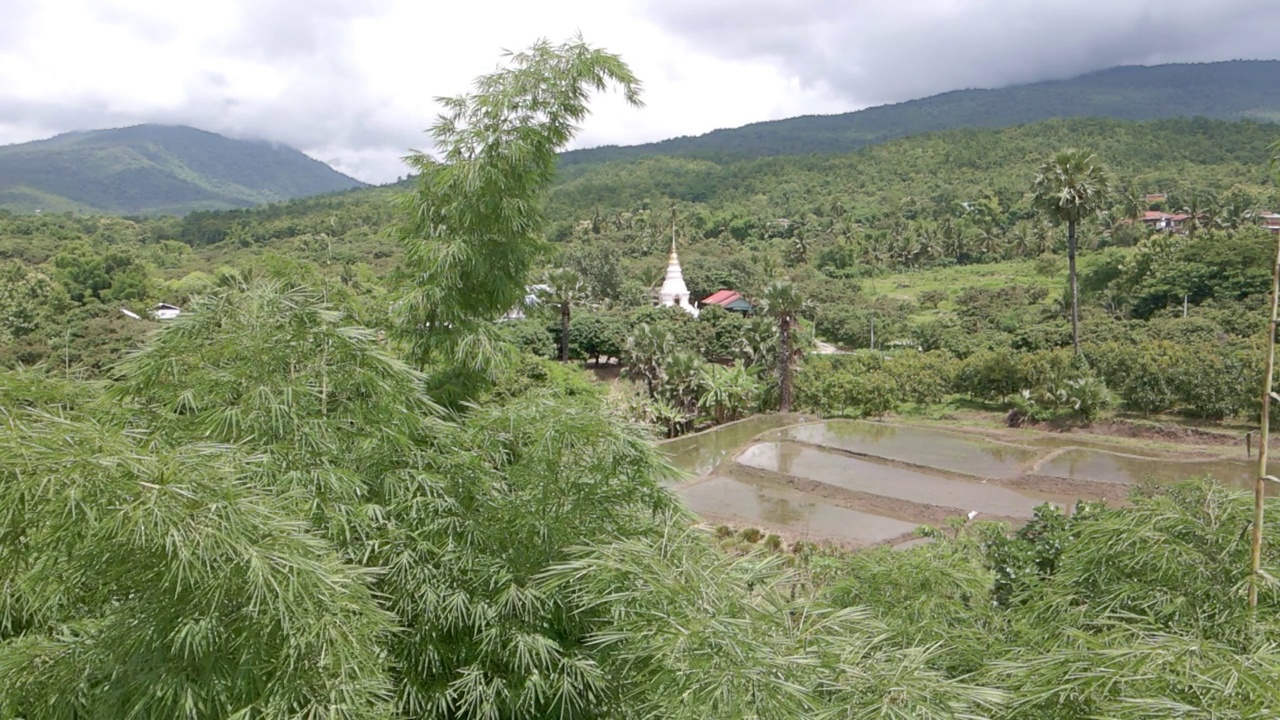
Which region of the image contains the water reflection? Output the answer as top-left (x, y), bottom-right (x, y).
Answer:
top-left (773, 421), bottom-right (1038, 479)
top-left (678, 473), bottom-right (919, 545)
top-left (660, 415), bottom-right (803, 478)
top-left (738, 441), bottom-right (1048, 518)
top-left (1039, 448), bottom-right (1274, 492)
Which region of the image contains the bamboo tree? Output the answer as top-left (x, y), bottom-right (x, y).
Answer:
top-left (1250, 234), bottom-right (1280, 609)
top-left (395, 37), bottom-right (643, 384)
top-left (1251, 141), bottom-right (1280, 609)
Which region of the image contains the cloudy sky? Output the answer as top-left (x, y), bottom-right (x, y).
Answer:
top-left (2, 0), bottom-right (1278, 184)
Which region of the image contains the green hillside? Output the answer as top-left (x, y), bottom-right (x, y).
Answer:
top-left (550, 117), bottom-right (1280, 224)
top-left (0, 124), bottom-right (367, 215)
top-left (561, 60), bottom-right (1280, 166)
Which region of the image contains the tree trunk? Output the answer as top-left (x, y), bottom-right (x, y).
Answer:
top-left (1068, 220), bottom-right (1080, 355)
top-left (560, 304), bottom-right (570, 362)
top-left (778, 316), bottom-right (793, 413)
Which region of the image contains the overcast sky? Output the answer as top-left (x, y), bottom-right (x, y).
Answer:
top-left (2, 0), bottom-right (1278, 184)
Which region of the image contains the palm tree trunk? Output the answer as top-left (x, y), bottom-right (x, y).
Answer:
top-left (778, 316), bottom-right (793, 413)
top-left (560, 303), bottom-right (570, 362)
top-left (1068, 220), bottom-right (1080, 354)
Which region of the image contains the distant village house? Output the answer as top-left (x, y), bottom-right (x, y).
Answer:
top-left (1140, 211), bottom-right (1189, 233)
top-left (1257, 212), bottom-right (1280, 234)
top-left (500, 284), bottom-right (550, 322)
top-left (151, 303), bottom-right (181, 320)
top-left (700, 289), bottom-right (753, 315)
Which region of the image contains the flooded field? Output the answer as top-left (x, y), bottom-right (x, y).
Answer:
top-left (769, 421), bottom-right (1037, 479)
top-left (680, 474), bottom-right (920, 545)
top-left (738, 441), bottom-right (1052, 519)
top-left (661, 415), bottom-right (807, 477)
top-left (665, 417), bottom-right (1262, 548)
top-left (1036, 448), bottom-right (1271, 491)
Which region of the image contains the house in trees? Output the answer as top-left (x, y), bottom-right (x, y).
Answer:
top-left (1140, 211), bottom-right (1190, 233)
top-left (1256, 211), bottom-right (1280, 234)
top-left (151, 303), bottom-right (181, 320)
top-left (500, 284), bottom-right (550, 321)
top-left (700, 289), bottom-right (753, 315)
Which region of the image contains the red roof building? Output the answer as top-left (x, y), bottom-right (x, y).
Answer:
top-left (701, 290), bottom-right (753, 314)
top-left (1140, 211), bottom-right (1190, 232)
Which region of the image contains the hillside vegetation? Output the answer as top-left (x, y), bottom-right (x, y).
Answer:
top-left (9, 42), bottom-right (1280, 719)
top-left (0, 124), bottom-right (366, 215)
top-left (561, 60), bottom-right (1280, 166)
top-left (4, 116), bottom-right (1279, 427)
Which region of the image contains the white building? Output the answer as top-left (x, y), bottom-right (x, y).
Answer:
top-left (657, 235), bottom-right (698, 317)
top-left (151, 303), bottom-right (181, 320)
top-left (500, 284), bottom-right (550, 322)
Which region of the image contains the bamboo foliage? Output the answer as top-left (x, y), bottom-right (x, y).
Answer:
top-left (1250, 233), bottom-right (1280, 609)
top-left (395, 37), bottom-right (643, 381)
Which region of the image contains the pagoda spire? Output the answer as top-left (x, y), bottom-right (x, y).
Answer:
top-left (658, 209), bottom-right (698, 316)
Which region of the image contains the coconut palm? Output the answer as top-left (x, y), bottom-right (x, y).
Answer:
top-left (1032, 149), bottom-right (1110, 354)
top-left (761, 280), bottom-right (812, 413)
top-left (536, 268), bottom-right (591, 362)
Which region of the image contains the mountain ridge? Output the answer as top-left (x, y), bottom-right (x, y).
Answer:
top-left (559, 59), bottom-right (1280, 167)
top-left (0, 124), bottom-right (366, 215)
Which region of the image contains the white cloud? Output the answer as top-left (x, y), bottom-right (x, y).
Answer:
top-left (0, 0), bottom-right (847, 182)
top-left (639, 0), bottom-right (1280, 106)
top-left (0, 0), bottom-right (1276, 184)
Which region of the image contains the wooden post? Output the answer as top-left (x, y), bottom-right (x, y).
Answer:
top-left (1249, 232), bottom-right (1280, 610)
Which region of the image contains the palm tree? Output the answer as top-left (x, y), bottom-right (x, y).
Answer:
top-left (761, 280), bottom-right (811, 413)
top-left (624, 324), bottom-right (675, 398)
top-left (658, 349), bottom-right (706, 417)
top-left (1032, 149), bottom-right (1110, 354)
top-left (536, 268), bottom-right (591, 362)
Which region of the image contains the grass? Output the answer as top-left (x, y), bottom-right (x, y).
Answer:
top-left (863, 259), bottom-right (1062, 302)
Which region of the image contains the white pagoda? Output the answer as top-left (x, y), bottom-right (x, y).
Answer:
top-left (658, 231), bottom-right (698, 317)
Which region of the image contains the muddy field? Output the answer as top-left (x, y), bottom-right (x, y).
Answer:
top-left (661, 417), bottom-right (1269, 549)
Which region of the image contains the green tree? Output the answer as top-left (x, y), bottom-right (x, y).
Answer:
top-left (537, 267), bottom-right (591, 362)
top-left (623, 323), bottom-right (674, 398)
top-left (761, 280), bottom-right (810, 413)
top-left (1032, 149), bottom-right (1110, 354)
top-left (697, 361), bottom-right (759, 424)
top-left (0, 261), bottom-right (68, 341)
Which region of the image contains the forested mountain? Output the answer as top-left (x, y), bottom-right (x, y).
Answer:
top-left (0, 124), bottom-right (366, 215)
top-left (561, 60), bottom-right (1280, 166)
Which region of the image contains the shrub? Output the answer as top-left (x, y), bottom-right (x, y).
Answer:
top-left (918, 289), bottom-right (949, 309)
